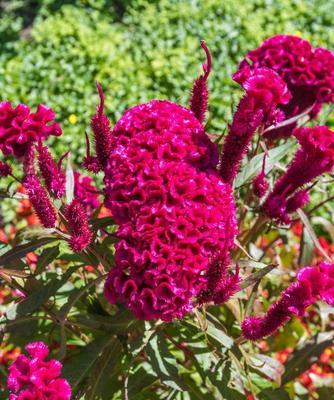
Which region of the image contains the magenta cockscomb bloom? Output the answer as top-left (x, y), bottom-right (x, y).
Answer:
top-left (190, 40), bottom-right (211, 124)
top-left (242, 263), bottom-right (334, 340)
top-left (234, 35), bottom-right (334, 139)
top-left (37, 144), bottom-right (66, 198)
top-left (85, 82), bottom-right (113, 172)
top-left (65, 199), bottom-right (93, 252)
top-left (0, 160), bottom-right (12, 177)
top-left (263, 126), bottom-right (334, 224)
top-left (0, 102), bottom-right (62, 158)
top-left (23, 174), bottom-right (57, 228)
top-left (252, 154), bottom-right (268, 198)
top-left (74, 172), bottom-right (100, 212)
top-left (7, 341), bottom-right (71, 400)
top-left (104, 99), bottom-right (237, 321)
top-left (220, 68), bottom-right (290, 185)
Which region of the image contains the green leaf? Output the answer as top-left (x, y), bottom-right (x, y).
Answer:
top-left (282, 331), bottom-right (334, 384)
top-left (235, 142), bottom-right (292, 189)
top-left (239, 264), bottom-right (276, 290)
top-left (0, 238), bottom-right (56, 267)
top-left (16, 266), bottom-right (77, 316)
top-left (146, 333), bottom-right (187, 391)
top-left (62, 335), bottom-right (115, 388)
top-left (36, 245), bottom-right (60, 274)
top-left (259, 388), bottom-right (291, 400)
top-left (249, 354), bottom-right (285, 386)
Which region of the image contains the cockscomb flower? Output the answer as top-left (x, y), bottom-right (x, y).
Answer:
top-left (104, 99), bottom-right (237, 321)
top-left (220, 68), bottom-right (290, 185)
top-left (263, 126), bottom-right (334, 224)
top-left (23, 174), bottom-right (57, 228)
top-left (7, 341), bottom-right (71, 400)
top-left (74, 172), bottom-right (100, 212)
top-left (234, 35), bottom-right (334, 139)
top-left (242, 263), bottom-right (334, 340)
top-left (37, 144), bottom-right (66, 198)
top-left (190, 40), bottom-right (211, 123)
top-left (252, 154), bottom-right (268, 198)
top-left (65, 199), bottom-right (93, 252)
top-left (0, 102), bottom-right (62, 158)
top-left (85, 82), bottom-right (113, 171)
top-left (0, 160), bottom-right (12, 177)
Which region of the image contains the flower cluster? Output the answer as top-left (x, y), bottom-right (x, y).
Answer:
top-left (263, 126), bottom-right (334, 224)
top-left (234, 35), bottom-right (334, 139)
top-left (65, 199), bottom-right (93, 252)
top-left (74, 172), bottom-right (100, 212)
top-left (220, 68), bottom-right (290, 185)
top-left (242, 262), bottom-right (334, 340)
top-left (104, 100), bottom-right (237, 321)
top-left (7, 341), bottom-right (71, 400)
top-left (0, 102), bottom-right (61, 158)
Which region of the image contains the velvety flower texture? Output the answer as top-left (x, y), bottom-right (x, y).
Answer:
top-left (65, 199), bottom-right (93, 252)
top-left (37, 144), bottom-right (66, 198)
top-left (23, 174), bottom-right (57, 228)
top-left (220, 68), bottom-right (290, 185)
top-left (0, 102), bottom-right (62, 158)
top-left (7, 341), bottom-right (71, 400)
top-left (74, 172), bottom-right (100, 211)
top-left (234, 35), bottom-right (334, 139)
top-left (0, 160), bottom-right (12, 177)
top-left (242, 263), bottom-right (334, 340)
top-left (263, 126), bottom-right (334, 224)
top-left (104, 100), bottom-right (237, 321)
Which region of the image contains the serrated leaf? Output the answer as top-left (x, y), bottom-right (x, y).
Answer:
top-left (282, 331), bottom-right (334, 384)
top-left (235, 142), bottom-right (292, 188)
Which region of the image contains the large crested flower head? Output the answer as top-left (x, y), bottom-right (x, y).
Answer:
top-left (294, 126), bottom-right (334, 164)
top-left (234, 35), bottom-right (334, 139)
top-left (104, 100), bottom-right (237, 321)
top-left (7, 341), bottom-right (71, 400)
top-left (0, 102), bottom-right (62, 158)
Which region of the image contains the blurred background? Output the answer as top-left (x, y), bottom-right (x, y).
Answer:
top-left (1, 0), bottom-right (334, 159)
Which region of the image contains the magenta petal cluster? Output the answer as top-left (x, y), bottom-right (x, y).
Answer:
top-left (0, 102), bottom-right (62, 158)
top-left (37, 144), bottom-right (66, 198)
top-left (7, 341), bottom-right (71, 400)
top-left (263, 126), bottom-right (334, 224)
top-left (104, 100), bottom-right (237, 321)
top-left (23, 174), bottom-right (57, 228)
top-left (65, 199), bottom-right (93, 252)
top-left (242, 263), bottom-right (334, 340)
top-left (74, 172), bottom-right (100, 212)
top-left (234, 35), bottom-right (334, 139)
top-left (0, 159), bottom-right (12, 177)
top-left (220, 68), bottom-right (290, 185)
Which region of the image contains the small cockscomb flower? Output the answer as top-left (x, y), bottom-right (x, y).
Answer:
top-left (252, 154), bottom-right (268, 198)
top-left (234, 35), bottom-right (334, 139)
top-left (190, 40), bottom-right (212, 123)
top-left (7, 341), bottom-right (71, 400)
top-left (220, 68), bottom-right (290, 185)
top-left (0, 160), bottom-right (12, 177)
top-left (65, 199), bottom-right (93, 252)
top-left (37, 144), bottom-right (66, 198)
top-left (104, 99), bottom-right (237, 321)
top-left (74, 172), bottom-right (100, 212)
top-left (87, 82), bottom-right (113, 171)
top-left (263, 126), bottom-right (334, 223)
top-left (0, 102), bottom-right (61, 158)
top-left (23, 174), bottom-right (57, 228)
top-left (242, 263), bottom-right (334, 340)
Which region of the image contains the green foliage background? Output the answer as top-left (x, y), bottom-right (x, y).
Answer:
top-left (1, 0), bottom-right (334, 159)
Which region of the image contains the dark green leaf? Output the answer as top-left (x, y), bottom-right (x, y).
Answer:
top-left (259, 388), bottom-right (291, 400)
top-left (36, 245), bottom-right (60, 274)
top-left (240, 264), bottom-right (276, 290)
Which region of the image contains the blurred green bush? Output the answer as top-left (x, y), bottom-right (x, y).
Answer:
top-left (0, 0), bottom-right (334, 158)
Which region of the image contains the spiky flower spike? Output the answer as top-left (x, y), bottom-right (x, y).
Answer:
top-left (65, 199), bottom-right (92, 252)
top-left (0, 160), bottom-right (12, 177)
top-left (242, 263), bottom-right (334, 340)
top-left (252, 153), bottom-right (268, 198)
top-left (37, 143), bottom-right (66, 198)
top-left (86, 82), bottom-right (113, 171)
top-left (23, 174), bottom-right (57, 228)
top-left (263, 126), bottom-right (334, 224)
top-left (220, 68), bottom-right (291, 185)
top-left (190, 40), bottom-right (212, 123)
